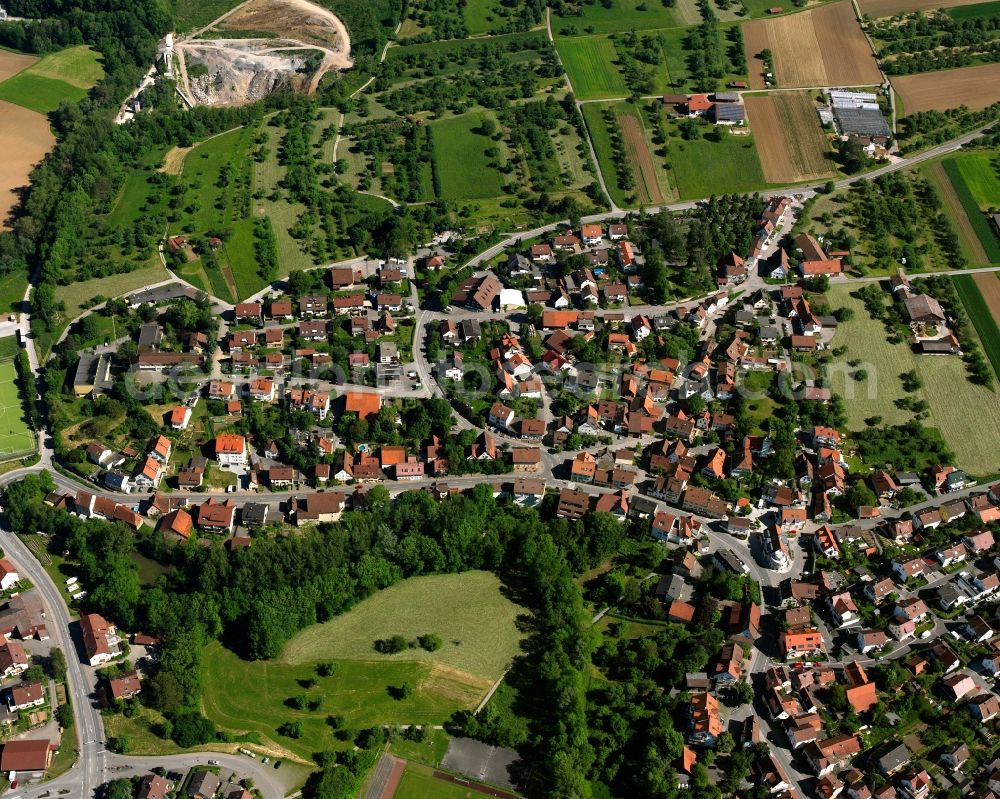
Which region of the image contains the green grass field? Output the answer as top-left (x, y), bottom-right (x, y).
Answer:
top-left (551, 0), bottom-right (682, 35)
top-left (24, 45), bottom-right (104, 90)
top-left (430, 113), bottom-right (505, 200)
top-left (281, 572), bottom-right (524, 680)
top-left (202, 573), bottom-right (523, 761)
top-left (666, 127), bottom-right (768, 199)
top-left (581, 103), bottom-right (629, 207)
top-left (557, 36), bottom-right (628, 99)
top-left (827, 283), bottom-right (1000, 475)
top-left (0, 73), bottom-right (86, 114)
top-left (947, 151), bottom-right (1000, 209)
top-left (393, 765), bottom-right (480, 799)
top-left (947, 0), bottom-right (1000, 19)
top-left (953, 275), bottom-right (1000, 380)
top-left (942, 158), bottom-right (1000, 263)
top-left (0, 271), bottom-right (27, 316)
top-left (0, 45), bottom-right (102, 114)
top-left (0, 356), bottom-right (34, 460)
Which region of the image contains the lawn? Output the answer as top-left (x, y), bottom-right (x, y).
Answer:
top-left (281, 572), bottom-right (524, 682)
top-left (953, 275), bottom-right (1000, 380)
top-left (51, 263), bottom-right (170, 333)
top-left (430, 113), bottom-right (505, 200)
top-left (826, 283), bottom-right (1000, 475)
top-left (666, 126), bottom-right (768, 199)
top-left (0, 356), bottom-right (34, 460)
top-left (942, 157), bottom-right (1000, 263)
top-left (551, 0), bottom-right (682, 35)
top-left (556, 36), bottom-right (628, 99)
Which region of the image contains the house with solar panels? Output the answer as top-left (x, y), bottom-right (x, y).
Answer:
top-left (712, 93), bottom-right (746, 125)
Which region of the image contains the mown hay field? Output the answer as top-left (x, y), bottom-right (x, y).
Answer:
top-left (745, 92), bottom-right (835, 183)
top-left (743, 1), bottom-right (881, 89)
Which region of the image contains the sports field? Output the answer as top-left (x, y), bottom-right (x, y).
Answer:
top-left (892, 63), bottom-right (1000, 114)
top-left (556, 36), bottom-right (628, 100)
top-left (430, 113), bottom-right (505, 200)
top-left (827, 283), bottom-right (1000, 475)
top-left (743, 1), bottom-right (882, 89)
top-left (392, 766), bottom-right (486, 799)
top-left (0, 348), bottom-right (34, 460)
top-left (745, 92), bottom-right (835, 183)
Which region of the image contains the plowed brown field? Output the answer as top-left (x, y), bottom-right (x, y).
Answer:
top-left (745, 92), bottom-right (835, 182)
top-left (893, 63), bottom-right (1000, 114)
top-left (859, 0), bottom-right (984, 17)
top-left (0, 49), bottom-right (37, 83)
top-left (743, 0), bottom-right (881, 89)
top-left (0, 100), bottom-right (55, 227)
top-left (619, 112), bottom-right (665, 205)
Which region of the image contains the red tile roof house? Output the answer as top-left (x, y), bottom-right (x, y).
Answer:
top-left (0, 640), bottom-right (28, 678)
top-left (137, 774), bottom-right (171, 799)
top-left (80, 612), bottom-right (118, 666)
top-left (292, 492), bottom-right (347, 526)
top-left (7, 680), bottom-right (44, 712)
top-left (109, 670), bottom-right (141, 701)
top-left (0, 738), bottom-right (55, 778)
top-left (196, 499), bottom-right (237, 533)
top-left (805, 734), bottom-right (863, 776)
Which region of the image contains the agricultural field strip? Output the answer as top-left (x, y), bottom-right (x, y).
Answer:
top-left (943, 159), bottom-right (1000, 263)
top-left (892, 63), bottom-right (1000, 114)
top-left (928, 162), bottom-right (991, 266)
top-left (954, 274), bottom-right (1000, 380)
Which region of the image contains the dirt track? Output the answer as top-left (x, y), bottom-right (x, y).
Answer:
top-left (893, 63), bottom-right (1000, 114)
top-left (743, 0), bottom-right (881, 89)
top-left (0, 100), bottom-right (55, 228)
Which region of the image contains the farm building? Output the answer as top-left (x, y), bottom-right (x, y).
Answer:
top-left (828, 90), bottom-right (890, 142)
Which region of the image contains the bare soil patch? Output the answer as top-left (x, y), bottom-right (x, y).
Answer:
top-left (973, 272), bottom-right (1000, 325)
top-left (743, 1), bottom-right (881, 89)
top-left (746, 92), bottom-right (834, 182)
top-left (0, 49), bottom-right (37, 83)
top-left (892, 63), bottom-right (1000, 114)
top-left (0, 100), bottom-right (55, 227)
top-left (928, 162), bottom-right (989, 265)
top-left (176, 0), bottom-right (352, 106)
top-left (619, 113), bottom-right (665, 205)
top-left (858, 0), bottom-right (984, 17)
